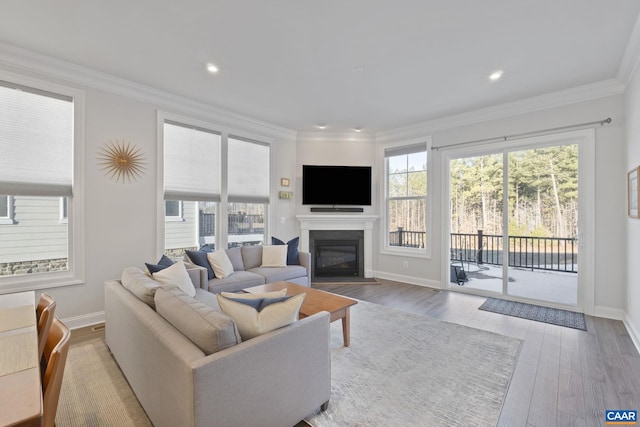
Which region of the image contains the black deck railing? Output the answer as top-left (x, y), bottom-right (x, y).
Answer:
top-left (199, 213), bottom-right (265, 237)
top-left (389, 226), bottom-right (425, 248)
top-left (390, 227), bottom-right (578, 273)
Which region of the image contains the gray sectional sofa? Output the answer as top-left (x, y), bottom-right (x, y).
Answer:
top-left (186, 244), bottom-right (310, 293)
top-left (104, 266), bottom-right (330, 427)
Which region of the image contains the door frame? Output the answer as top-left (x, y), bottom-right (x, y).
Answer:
top-left (440, 129), bottom-right (595, 314)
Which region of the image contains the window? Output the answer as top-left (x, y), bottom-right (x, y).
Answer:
top-left (0, 77), bottom-right (84, 288)
top-left (164, 200), bottom-right (183, 221)
top-left (163, 120), bottom-right (221, 256)
top-left (60, 197), bottom-right (68, 223)
top-left (0, 196), bottom-right (14, 224)
top-left (385, 143), bottom-right (428, 250)
top-left (227, 137), bottom-right (269, 248)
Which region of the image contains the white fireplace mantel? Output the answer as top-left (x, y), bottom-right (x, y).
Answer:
top-left (296, 214), bottom-right (378, 278)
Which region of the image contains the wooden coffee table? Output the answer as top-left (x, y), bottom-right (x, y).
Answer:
top-left (243, 281), bottom-right (358, 347)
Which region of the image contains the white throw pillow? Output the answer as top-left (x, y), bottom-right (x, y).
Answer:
top-left (152, 260), bottom-right (196, 297)
top-left (220, 289), bottom-right (287, 300)
top-left (261, 245), bottom-right (288, 267)
top-left (216, 293), bottom-right (306, 340)
top-left (207, 250), bottom-right (235, 279)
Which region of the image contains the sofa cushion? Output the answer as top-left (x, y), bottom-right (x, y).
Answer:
top-left (248, 265), bottom-right (308, 284)
top-left (225, 247), bottom-right (245, 271)
top-left (145, 255), bottom-right (174, 274)
top-left (216, 293), bottom-right (305, 340)
top-left (206, 271), bottom-right (265, 294)
top-left (185, 249), bottom-right (215, 280)
top-left (207, 250), bottom-right (234, 279)
top-left (220, 289), bottom-right (287, 300)
top-left (121, 267), bottom-right (162, 308)
top-left (241, 245), bottom-right (263, 270)
top-left (261, 245), bottom-right (287, 267)
top-left (155, 287), bottom-right (241, 355)
top-left (152, 261), bottom-right (197, 297)
top-left (271, 236), bottom-right (300, 265)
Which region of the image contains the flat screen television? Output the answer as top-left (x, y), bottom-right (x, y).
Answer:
top-left (302, 165), bottom-right (372, 205)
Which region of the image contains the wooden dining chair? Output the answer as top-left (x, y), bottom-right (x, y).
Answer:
top-left (41, 316), bottom-right (70, 427)
top-left (36, 292), bottom-right (56, 361)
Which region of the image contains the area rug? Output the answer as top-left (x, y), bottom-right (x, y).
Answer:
top-left (56, 337), bottom-right (152, 426)
top-left (305, 301), bottom-right (522, 427)
top-left (479, 297), bottom-right (587, 331)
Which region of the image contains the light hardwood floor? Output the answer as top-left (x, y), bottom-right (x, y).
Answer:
top-left (313, 279), bottom-right (640, 427)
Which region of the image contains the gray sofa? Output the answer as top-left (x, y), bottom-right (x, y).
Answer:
top-left (187, 245), bottom-right (310, 293)
top-left (104, 269), bottom-right (330, 427)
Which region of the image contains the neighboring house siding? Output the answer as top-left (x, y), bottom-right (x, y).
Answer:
top-left (0, 197), bottom-right (67, 263)
top-left (165, 201), bottom-right (197, 249)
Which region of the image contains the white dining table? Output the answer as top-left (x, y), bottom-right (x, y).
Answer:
top-left (0, 291), bottom-right (43, 427)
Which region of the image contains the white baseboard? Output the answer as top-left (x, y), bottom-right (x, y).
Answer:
top-left (593, 305), bottom-right (625, 320)
top-left (62, 311), bottom-right (104, 330)
top-left (373, 271), bottom-right (442, 289)
top-left (624, 315), bottom-right (640, 355)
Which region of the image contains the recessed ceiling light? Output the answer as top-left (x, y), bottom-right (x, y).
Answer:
top-left (489, 70), bottom-right (503, 81)
top-left (354, 127), bottom-right (362, 132)
top-left (316, 123), bottom-right (327, 129)
top-left (206, 63), bottom-right (219, 74)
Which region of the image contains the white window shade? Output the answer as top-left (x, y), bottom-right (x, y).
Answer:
top-left (227, 137), bottom-right (270, 203)
top-left (164, 121), bottom-right (221, 202)
top-left (0, 81), bottom-right (73, 196)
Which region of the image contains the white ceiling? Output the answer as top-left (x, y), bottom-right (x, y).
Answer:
top-left (1, 1), bottom-right (639, 133)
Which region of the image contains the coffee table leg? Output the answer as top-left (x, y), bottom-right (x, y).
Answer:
top-left (342, 308), bottom-right (351, 347)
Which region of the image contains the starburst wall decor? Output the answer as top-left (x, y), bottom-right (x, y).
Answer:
top-left (97, 139), bottom-right (146, 183)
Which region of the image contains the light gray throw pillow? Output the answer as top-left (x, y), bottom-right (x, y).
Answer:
top-left (155, 287), bottom-right (242, 355)
top-left (121, 267), bottom-right (161, 309)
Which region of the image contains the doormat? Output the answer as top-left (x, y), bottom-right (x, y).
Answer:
top-left (479, 297), bottom-right (587, 331)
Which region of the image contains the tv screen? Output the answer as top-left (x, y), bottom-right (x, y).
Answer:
top-left (302, 165), bottom-right (372, 205)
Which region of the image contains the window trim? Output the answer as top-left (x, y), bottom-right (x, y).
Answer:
top-left (380, 137), bottom-right (432, 259)
top-left (0, 71), bottom-right (85, 292)
top-left (157, 111), bottom-right (273, 257)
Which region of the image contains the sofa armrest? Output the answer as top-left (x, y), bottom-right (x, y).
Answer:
top-left (191, 311), bottom-right (331, 427)
top-left (298, 251), bottom-right (311, 276)
top-left (184, 261), bottom-right (207, 289)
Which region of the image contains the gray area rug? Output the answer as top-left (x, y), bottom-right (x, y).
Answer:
top-left (306, 301), bottom-right (522, 427)
top-left (56, 301), bottom-right (521, 427)
top-left (479, 297), bottom-right (587, 330)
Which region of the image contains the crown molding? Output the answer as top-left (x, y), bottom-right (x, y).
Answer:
top-left (296, 130), bottom-right (375, 143)
top-left (0, 42), bottom-right (297, 140)
top-left (618, 13), bottom-right (640, 86)
top-left (376, 79), bottom-right (625, 143)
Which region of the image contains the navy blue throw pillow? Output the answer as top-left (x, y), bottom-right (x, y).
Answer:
top-left (226, 296), bottom-right (292, 312)
top-left (271, 236), bottom-right (300, 265)
top-left (145, 255), bottom-right (174, 274)
top-left (185, 249), bottom-right (215, 280)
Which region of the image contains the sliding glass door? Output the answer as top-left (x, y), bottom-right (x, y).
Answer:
top-left (446, 131), bottom-right (590, 309)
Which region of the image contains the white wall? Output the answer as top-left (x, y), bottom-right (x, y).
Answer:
top-left (625, 66), bottom-right (640, 346)
top-left (0, 54), bottom-right (298, 327)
